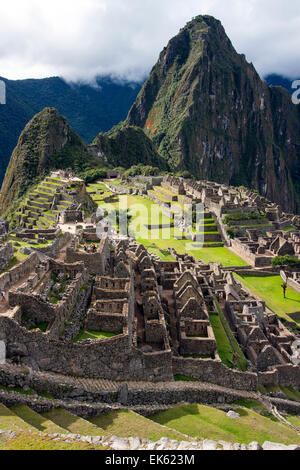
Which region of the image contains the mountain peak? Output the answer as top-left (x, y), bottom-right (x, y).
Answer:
top-left (0, 107), bottom-right (88, 215)
top-left (126, 16), bottom-right (300, 212)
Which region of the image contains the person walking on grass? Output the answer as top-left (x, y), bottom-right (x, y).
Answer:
top-left (281, 281), bottom-right (288, 299)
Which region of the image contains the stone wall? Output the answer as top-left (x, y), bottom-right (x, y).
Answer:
top-left (231, 239), bottom-right (272, 267)
top-left (0, 252), bottom-right (40, 291)
top-left (35, 232), bottom-right (72, 258)
top-left (0, 242), bottom-right (14, 271)
top-left (0, 316), bottom-right (173, 381)
top-left (85, 310), bottom-right (124, 333)
top-left (8, 291), bottom-right (56, 324)
top-left (61, 210), bottom-right (83, 224)
top-left (17, 228), bottom-right (62, 241)
top-left (66, 237), bottom-right (110, 275)
top-left (172, 357), bottom-right (258, 391)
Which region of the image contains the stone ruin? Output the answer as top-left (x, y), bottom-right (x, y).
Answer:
top-left (0, 205), bottom-right (299, 392)
top-left (0, 242), bottom-right (14, 271)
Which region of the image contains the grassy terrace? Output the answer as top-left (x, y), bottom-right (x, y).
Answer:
top-left (0, 430), bottom-right (106, 451)
top-left (150, 404), bottom-right (300, 446)
top-left (72, 330), bottom-right (121, 342)
top-left (0, 235), bottom-right (51, 274)
top-left (234, 274), bottom-right (300, 326)
top-left (87, 184), bottom-right (246, 267)
top-left (210, 298), bottom-right (247, 371)
top-left (89, 410), bottom-right (189, 442)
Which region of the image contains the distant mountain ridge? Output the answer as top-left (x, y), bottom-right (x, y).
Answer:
top-left (0, 75), bottom-right (142, 183)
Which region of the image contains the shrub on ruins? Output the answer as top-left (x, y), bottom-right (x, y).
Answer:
top-left (121, 164), bottom-right (160, 179)
top-left (175, 170), bottom-right (193, 179)
top-left (272, 255), bottom-right (300, 268)
top-left (79, 168), bottom-right (108, 184)
top-left (226, 227), bottom-right (239, 239)
top-left (223, 211), bottom-right (263, 225)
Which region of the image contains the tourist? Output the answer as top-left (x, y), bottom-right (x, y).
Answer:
top-left (0, 290), bottom-right (5, 302)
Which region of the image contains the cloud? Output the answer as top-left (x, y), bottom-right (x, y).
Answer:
top-left (0, 0), bottom-right (299, 82)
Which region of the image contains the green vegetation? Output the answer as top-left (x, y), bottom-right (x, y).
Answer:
top-left (150, 404), bottom-right (300, 446)
top-left (11, 405), bottom-right (67, 434)
top-left (0, 403), bottom-right (37, 432)
top-left (90, 126), bottom-right (167, 172)
top-left (28, 322), bottom-right (48, 332)
top-left (89, 410), bottom-right (189, 442)
top-left (186, 247), bottom-right (247, 267)
top-left (0, 430), bottom-right (105, 450)
top-left (0, 385), bottom-right (34, 396)
top-left (209, 312), bottom-right (244, 370)
top-left (121, 164), bottom-right (160, 179)
top-left (79, 168), bottom-right (108, 184)
top-left (174, 375), bottom-right (198, 382)
top-left (72, 330), bottom-right (121, 342)
top-left (272, 255), bottom-right (300, 268)
top-left (88, 187), bottom-right (246, 267)
top-left (213, 297), bottom-right (247, 371)
top-left (41, 409), bottom-right (107, 437)
top-left (234, 274), bottom-right (300, 325)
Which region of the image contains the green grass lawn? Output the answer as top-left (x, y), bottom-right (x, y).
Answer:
top-left (150, 404), bottom-right (300, 446)
top-left (41, 409), bottom-right (108, 437)
top-left (234, 274), bottom-right (300, 325)
top-left (72, 330), bottom-right (121, 342)
top-left (213, 298), bottom-right (247, 371)
top-left (0, 403), bottom-right (37, 432)
top-left (89, 410), bottom-right (190, 442)
top-left (187, 247), bottom-right (248, 267)
top-left (0, 430), bottom-right (106, 450)
top-left (209, 313), bottom-right (238, 370)
top-left (287, 416), bottom-right (300, 428)
top-left (88, 191), bottom-right (247, 267)
top-left (11, 405), bottom-right (67, 434)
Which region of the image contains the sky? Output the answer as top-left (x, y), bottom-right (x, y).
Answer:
top-left (0, 0), bottom-right (299, 83)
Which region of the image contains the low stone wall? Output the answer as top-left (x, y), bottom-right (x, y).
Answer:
top-left (85, 310), bottom-right (124, 333)
top-left (287, 277), bottom-right (300, 294)
top-left (8, 291), bottom-right (56, 324)
top-left (172, 357), bottom-right (258, 391)
top-left (35, 232), bottom-right (72, 258)
top-left (0, 242), bottom-right (14, 271)
top-left (17, 228), bottom-right (61, 241)
top-left (0, 316), bottom-right (173, 381)
top-left (0, 252), bottom-right (40, 291)
top-left (276, 365), bottom-right (300, 389)
top-left (231, 239), bottom-right (272, 267)
top-left (66, 237), bottom-right (110, 275)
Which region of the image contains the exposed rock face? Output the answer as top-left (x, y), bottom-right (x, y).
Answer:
top-left (89, 125), bottom-right (167, 170)
top-left (127, 15), bottom-right (300, 213)
top-left (0, 108), bottom-right (88, 215)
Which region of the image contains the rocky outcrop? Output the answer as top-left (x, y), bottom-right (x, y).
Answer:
top-left (127, 15), bottom-right (300, 213)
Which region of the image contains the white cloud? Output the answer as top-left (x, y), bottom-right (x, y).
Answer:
top-left (0, 0), bottom-right (299, 82)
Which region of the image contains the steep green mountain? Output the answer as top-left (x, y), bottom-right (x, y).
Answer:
top-left (126, 15), bottom-right (300, 213)
top-left (89, 124), bottom-right (168, 170)
top-left (0, 76), bottom-right (141, 183)
top-left (0, 107), bottom-right (98, 216)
